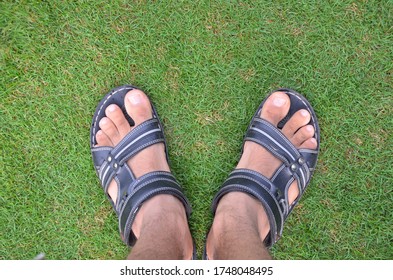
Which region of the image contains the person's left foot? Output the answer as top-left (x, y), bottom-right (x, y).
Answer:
top-left (206, 91), bottom-right (317, 259)
top-left (234, 91), bottom-right (317, 239)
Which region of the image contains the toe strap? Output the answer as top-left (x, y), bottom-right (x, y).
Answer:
top-left (211, 169), bottom-right (284, 247)
top-left (118, 171), bottom-right (192, 246)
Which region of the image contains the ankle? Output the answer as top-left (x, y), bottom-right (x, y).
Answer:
top-left (133, 195), bottom-right (188, 236)
top-left (209, 192), bottom-right (271, 246)
top-left (131, 195), bottom-right (193, 258)
top-left (207, 209), bottom-right (263, 260)
top-left (128, 195), bottom-right (193, 260)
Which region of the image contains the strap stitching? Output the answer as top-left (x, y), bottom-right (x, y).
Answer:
top-left (99, 161), bottom-right (109, 181)
top-left (298, 166), bottom-right (306, 190)
top-left (100, 162), bottom-right (111, 186)
top-left (226, 174), bottom-right (273, 193)
top-left (253, 118), bottom-right (301, 160)
top-left (119, 138), bottom-right (165, 165)
top-left (129, 177), bottom-right (180, 198)
top-left (112, 119), bottom-right (159, 155)
top-left (245, 137), bottom-right (288, 164)
top-left (91, 146), bottom-right (112, 152)
top-left (271, 164), bottom-right (285, 182)
top-left (103, 169), bottom-right (116, 190)
top-left (115, 128), bottom-right (161, 160)
top-left (231, 169), bottom-right (273, 186)
top-left (127, 171), bottom-right (175, 190)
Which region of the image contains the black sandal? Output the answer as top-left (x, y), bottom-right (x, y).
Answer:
top-left (211, 88), bottom-right (320, 248)
top-left (90, 85), bottom-right (193, 252)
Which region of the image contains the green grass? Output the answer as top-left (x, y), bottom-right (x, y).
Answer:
top-left (1, 0), bottom-right (392, 260)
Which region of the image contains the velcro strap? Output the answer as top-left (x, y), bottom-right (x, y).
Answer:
top-left (112, 118), bottom-right (164, 165)
top-left (95, 118), bottom-right (165, 190)
top-left (245, 118), bottom-right (310, 189)
top-left (211, 169), bottom-right (284, 247)
top-left (246, 118), bottom-right (301, 164)
top-left (118, 171), bottom-right (192, 246)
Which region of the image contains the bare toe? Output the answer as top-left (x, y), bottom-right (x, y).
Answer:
top-left (99, 117), bottom-right (121, 144)
top-left (291, 124), bottom-right (315, 146)
top-left (125, 89), bottom-right (153, 125)
top-left (282, 109), bottom-right (311, 137)
top-left (299, 137), bottom-right (318, 149)
top-left (260, 91), bottom-right (290, 125)
top-left (105, 104), bottom-right (131, 137)
top-left (95, 130), bottom-right (112, 146)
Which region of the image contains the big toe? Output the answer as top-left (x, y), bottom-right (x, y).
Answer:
top-left (125, 89), bottom-right (153, 125)
top-left (260, 91), bottom-right (290, 125)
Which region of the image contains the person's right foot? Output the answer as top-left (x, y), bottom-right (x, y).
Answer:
top-left (95, 89), bottom-right (193, 259)
top-left (206, 91), bottom-right (317, 259)
top-left (95, 89), bottom-right (170, 205)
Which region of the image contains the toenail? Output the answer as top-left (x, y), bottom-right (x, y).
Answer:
top-left (306, 125), bottom-right (314, 132)
top-left (100, 118), bottom-right (108, 126)
top-left (128, 92), bottom-right (142, 105)
top-left (272, 96), bottom-right (287, 107)
top-left (108, 104), bottom-right (117, 112)
top-left (300, 109), bottom-right (309, 117)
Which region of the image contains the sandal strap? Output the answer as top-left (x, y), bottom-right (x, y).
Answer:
top-left (211, 169), bottom-right (284, 247)
top-left (242, 118), bottom-right (318, 236)
top-left (91, 118), bottom-right (165, 191)
top-left (245, 118), bottom-right (313, 192)
top-left (118, 171), bottom-right (192, 246)
top-left (112, 118), bottom-right (165, 165)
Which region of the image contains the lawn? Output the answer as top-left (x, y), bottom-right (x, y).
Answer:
top-left (0, 0), bottom-right (392, 260)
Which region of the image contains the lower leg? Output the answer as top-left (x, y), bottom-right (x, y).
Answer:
top-left (206, 192), bottom-right (272, 260)
top-left (127, 195), bottom-right (193, 260)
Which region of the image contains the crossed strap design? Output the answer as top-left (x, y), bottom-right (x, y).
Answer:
top-left (212, 116), bottom-right (318, 247)
top-left (91, 117), bottom-right (191, 246)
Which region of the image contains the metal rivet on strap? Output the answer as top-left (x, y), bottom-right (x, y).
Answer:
top-left (114, 163), bottom-right (118, 169)
top-left (298, 157), bottom-right (305, 165)
top-left (107, 156), bottom-right (112, 162)
top-left (290, 164), bottom-right (297, 171)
